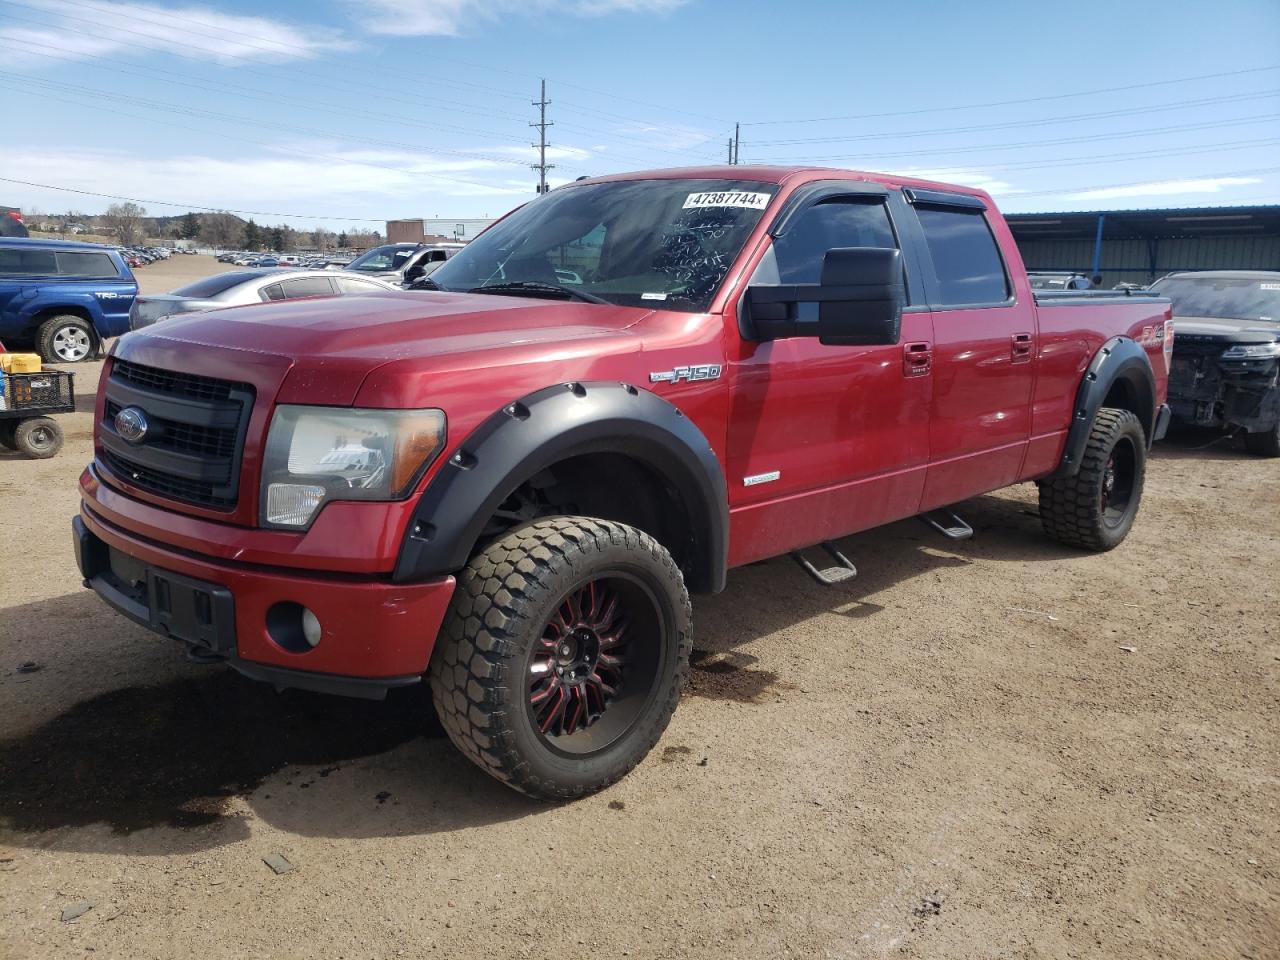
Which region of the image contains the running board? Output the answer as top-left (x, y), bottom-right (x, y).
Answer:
top-left (918, 509), bottom-right (974, 540)
top-left (790, 543), bottom-right (858, 586)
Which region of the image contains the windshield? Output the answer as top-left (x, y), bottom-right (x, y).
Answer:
top-left (346, 244), bottom-right (418, 273)
top-left (429, 178), bottom-right (779, 311)
top-left (1150, 275), bottom-right (1280, 323)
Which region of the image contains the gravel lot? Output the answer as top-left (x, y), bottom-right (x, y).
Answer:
top-left (1, 257), bottom-right (1276, 959)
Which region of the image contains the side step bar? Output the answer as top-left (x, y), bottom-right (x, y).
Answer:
top-left (790, 542), bottom-right (858, 586)
top-left (918, 508), bottom-right (974, 540)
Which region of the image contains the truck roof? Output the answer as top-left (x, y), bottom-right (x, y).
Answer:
top-left (573, 165), bottom-right (993, 200)
top-left (0, 236), bottom-right (116, 251)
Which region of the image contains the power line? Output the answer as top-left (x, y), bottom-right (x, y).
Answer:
top-left (0, 176), bottom-right (388, 221)
top-left (1006, 166), bottom-right (1280, 200)
top-left (746, 91), bottom-right (1280, 147)
top-left (742, 114), bottom-right (1280, 164)
top-left (742, 64), bottom-right (1280, 126)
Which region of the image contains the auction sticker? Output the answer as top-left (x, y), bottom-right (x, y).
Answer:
top-left (683, 191), bottom-right (772, 210)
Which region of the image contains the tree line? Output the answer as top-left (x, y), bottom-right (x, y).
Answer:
top-left (44, 202), bottom-right (383, 251)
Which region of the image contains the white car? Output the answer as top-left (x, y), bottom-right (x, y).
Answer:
top-left (128, 269), bottom-right (403, 329)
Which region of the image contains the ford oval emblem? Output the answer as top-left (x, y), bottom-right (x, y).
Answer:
top-left (114, 406), bottom-right (150, 444)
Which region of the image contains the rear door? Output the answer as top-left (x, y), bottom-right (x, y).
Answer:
top-left (900, 190), bottom-right (1037, 509)
top-left (726, 183), bottom-right (935, 564)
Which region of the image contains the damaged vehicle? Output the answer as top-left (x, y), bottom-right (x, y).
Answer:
top-left (1151, 270), bottom-right (1280, 456)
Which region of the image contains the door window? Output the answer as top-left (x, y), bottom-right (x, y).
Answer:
top-left (279, 277), bottom-right (335, 298)
top-left (0, 248), bottom-right (57, 275)
top-left (915, 207), bottom-right (1009, 306)
top-left (771, 199), bottom-right (898, 284)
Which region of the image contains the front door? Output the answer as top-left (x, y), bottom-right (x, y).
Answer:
top-left (725, 187), bottom-right (934, 566)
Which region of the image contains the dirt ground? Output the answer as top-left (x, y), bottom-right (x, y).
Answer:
top-left (0, 256), bottom-right (1276, 959)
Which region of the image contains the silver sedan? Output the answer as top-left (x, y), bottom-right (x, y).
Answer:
top-left (128, 269), bottom-right (403, 329)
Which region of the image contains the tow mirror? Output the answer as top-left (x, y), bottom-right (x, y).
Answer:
top-left (745, 247), bottom-right (904, 346)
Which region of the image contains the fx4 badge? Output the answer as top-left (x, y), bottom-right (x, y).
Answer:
top-left (649, 363), bottom-right (722, 385)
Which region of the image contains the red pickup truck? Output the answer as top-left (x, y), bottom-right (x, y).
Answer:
top-left (74, 167), bottom-right (1172, 799)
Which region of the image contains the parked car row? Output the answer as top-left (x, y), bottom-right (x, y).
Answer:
top-left (118, 245), bottom-right (173, 269)
top-left (217, 251), bottom-right (344, 270)
top-left (0, 237), bottom-right (405, 362)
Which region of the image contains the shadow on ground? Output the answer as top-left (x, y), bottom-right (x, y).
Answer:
top-left (0, 488), bottom-right (1078, 853)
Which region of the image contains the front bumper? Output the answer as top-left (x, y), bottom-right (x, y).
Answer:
top-left (74, 508), bottom-right (456, 700)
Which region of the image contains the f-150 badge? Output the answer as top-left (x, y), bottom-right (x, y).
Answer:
top-left (649, 364), bottom-right (722, 384)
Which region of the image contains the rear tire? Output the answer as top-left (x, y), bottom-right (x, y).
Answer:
top-left (1039, 408), bottom-right (1146, 551)
top-left (38, 315), bottom-right (95, 363)
top-left (13, 417), bottom-right (63, 458)
top-left (429, 517), bottom-right (692, 801)
top-left (1243, 423), bottom-right (1280, 458)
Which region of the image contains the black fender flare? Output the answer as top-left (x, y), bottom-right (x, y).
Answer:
top-left (392, 381), bottom-right (729, 592)
top-left (1048, 336), bottom-right (1157, 480)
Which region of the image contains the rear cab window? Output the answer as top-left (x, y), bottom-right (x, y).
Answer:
top-left (56, 251), bottom-right (120, 279)
top-left (912, 202), bottom-right (1011, 307)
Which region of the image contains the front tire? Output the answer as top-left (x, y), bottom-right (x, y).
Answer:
top-left (38, 316), bottom-right (96, 363)
top-left (1243, 422), bottom-right (1280, 458)
top-left (429, 517), bottom-right (692, 800)
top-left (1039, 408), bottom-right (1146, 551)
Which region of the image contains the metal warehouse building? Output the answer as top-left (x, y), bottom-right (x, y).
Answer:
top-left (1006, 205), bottom-right (1280, 288)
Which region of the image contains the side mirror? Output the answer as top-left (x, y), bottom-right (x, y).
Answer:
top-left (745, 247), bottom-right (904, 346)
top-left (403, 264), bottom-right (426, 282)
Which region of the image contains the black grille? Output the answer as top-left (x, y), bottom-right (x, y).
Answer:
top-left (105, 400), bottom-right (236, 459)
top-left (102, 449), bottom-right (238, 509)
top-left (99, 359), bottom-right (253, 511)
top-left (112, 358), bottom-right (235, 403)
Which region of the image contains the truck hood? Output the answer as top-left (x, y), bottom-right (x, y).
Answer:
top-left (136, 291), bottom-right (650, 362)
top-left (125, 291), bottom-right (652, 405)
top-left (1172, 315), bottom-right (1280, 345)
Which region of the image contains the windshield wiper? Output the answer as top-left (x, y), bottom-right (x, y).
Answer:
top-left (467, 281), bottom-right (610, 305)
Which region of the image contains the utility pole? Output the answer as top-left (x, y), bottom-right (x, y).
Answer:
top-left (530, 79), bottom-right (553, 194)
top-left (727, 137), bottom-right (734, 164)
top-left (732, 122), bottom-right (740, 165)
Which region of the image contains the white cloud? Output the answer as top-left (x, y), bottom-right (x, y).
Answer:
top-left (0, 146), bottom-right (534, 228)
top-left (360, 0), bottom-right (688, 37)
top-left (885, 167), bottom-right (1021, 197)
top-left (1069, 176), bottom-right (1263, 202)
top-left (0, 0), bottom-right (353, 66)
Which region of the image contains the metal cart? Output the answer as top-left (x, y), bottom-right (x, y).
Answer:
top-left (0, 368), bottom-right (75, 459)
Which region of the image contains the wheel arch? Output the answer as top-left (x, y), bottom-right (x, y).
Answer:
top-left (27, 303), bottom-right (97, 341)
top-left (1047, 336), bottom-right (1156, 480)
top-left (393, 382), bottom-right (729, 593)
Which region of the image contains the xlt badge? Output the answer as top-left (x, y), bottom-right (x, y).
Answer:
top-left (649, 363), bottom-right (722, 385)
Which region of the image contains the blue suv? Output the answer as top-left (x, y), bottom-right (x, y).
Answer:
top-left (0, 238), bottom-right (138, 362)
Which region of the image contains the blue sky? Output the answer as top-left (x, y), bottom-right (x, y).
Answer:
top-left (2, 0), bottom-right (1278, 230)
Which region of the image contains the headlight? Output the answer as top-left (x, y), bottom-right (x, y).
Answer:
top-left (1221, 342), bottom-right (1280, 360)
top-left (261, 405), bottom-right (446, 529)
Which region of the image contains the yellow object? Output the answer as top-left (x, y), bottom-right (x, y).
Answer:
top-left (0, 353), bottom-right (41, 373)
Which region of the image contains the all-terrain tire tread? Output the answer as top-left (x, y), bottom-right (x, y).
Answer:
top-left (1039, 408), bottom-right (1144, 552)
top-left (428, 516), bottom-right (691, 801)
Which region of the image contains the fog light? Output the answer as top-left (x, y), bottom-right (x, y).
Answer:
top-left (301, 607), bottom-right (322, 647)
top-left (266, 601), bottom-right (322, 653)
top-left (266, 483), bottom-right (325, 527)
